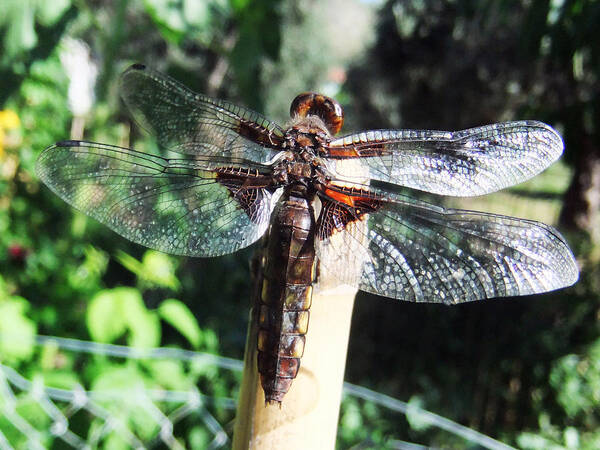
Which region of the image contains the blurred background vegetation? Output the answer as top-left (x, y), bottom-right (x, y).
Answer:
top-left (0, 0), bottom-right (599, 448)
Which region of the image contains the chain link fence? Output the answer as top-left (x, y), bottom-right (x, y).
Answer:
top-left (0, 335), bottom-right (513, 449)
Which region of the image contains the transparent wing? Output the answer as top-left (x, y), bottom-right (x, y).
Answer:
top-left (316, 188), bottom-right (578, 303)
top-left (323, 121), bottom-right (564, 196)
top-left (36, 141), bottom-right (281, 257)
top-left (119, 64), bottom-right (285, 164)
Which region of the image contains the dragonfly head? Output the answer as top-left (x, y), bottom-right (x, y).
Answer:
top-left (290, 92), bottom-right (344, 135)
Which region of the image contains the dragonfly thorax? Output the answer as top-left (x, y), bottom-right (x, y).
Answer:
top-left (284, 117), bottom-right (330, 152)
top-left (271, 150), bottom-right (321, 188)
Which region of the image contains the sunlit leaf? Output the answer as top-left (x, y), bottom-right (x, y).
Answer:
top-left (36, 0), bottom-right (71, 26)
top-left (406, 396), bottom-right (432, 431)
top-left (517, 432), bottom-right (560, 449)
top-left (144, 359), bottom-right (190, 390)
top-left (121, 291), bottom-right (160, 348)
top-left (229, 0), bottom-right (250, 12)
top-left (87, 287), bottom-right (160, 347)
top-left (91, 365), bottom-right (158, 440)
top-left (202, 328), bottom-right (219, 352)
top-left (0, 295), bottom-right (36, 362)
top-left (39, 339), bottom-right (59, 370)
top-left (69, 245), bottom-right (108, 290)
top-left (91, 363), bottom-right (148, 391)
top-left (103, 433), bottom-right (130, 450)
top-left (3, 1), bottom-right (37, 59)
top-left (141, 251), bottom-right (180, 290)
top-left (86, 288), bottom-right (129, 343)
top-left (159, 298), bottom-right (201, 348)
top-left (340, 398), bottom-right (362, 432)
top-left (116, 250), bottom-right (144, 278)
top-left (564, 427), bottom-right (579, 449)
top-left (142, 0), bottom-right (186, 44)
top-left (39, 370), bottom-right (80, 391)
top-left (189, 426), bottom-right (211, 450)
top-left (117, 250), bottom-right (180, 290)
top-left (183, 0), bottom-right (209, 26)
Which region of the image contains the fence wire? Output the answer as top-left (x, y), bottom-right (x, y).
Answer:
top-left (0, 334), bottom-right (514, 449)
top-left (0, 335), bottom-right (237, 449)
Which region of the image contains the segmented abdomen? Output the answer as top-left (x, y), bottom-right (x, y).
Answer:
top-left (257, 192), bottom-right (316, 404)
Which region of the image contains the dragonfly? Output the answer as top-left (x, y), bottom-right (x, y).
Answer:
top-left (37, 63), bottom-right (578, 404)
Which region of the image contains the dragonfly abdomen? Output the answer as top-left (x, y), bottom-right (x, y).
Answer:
top-left (257, 191), bottom-right (317, 404)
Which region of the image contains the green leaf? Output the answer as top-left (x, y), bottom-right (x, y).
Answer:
top-left (144, 359), bottom-right (190, 390)
top-left (86, 288), bottom-right (129, 343)
top-left (91, 365), bottom-right (158, 440)
top-left (564, 427), bottom-right (579, 449)
top-left (159, 299), bottom-right (201, 348)
top-left (68, 245), bottom-right (108, 290)
top-left (126, 307), bottom-right (161, 348)
top-left (189, 426), bottom-right (211, 450)
top-left (102, 433), bottom-right (130, 450)
top-left (183, 0), bottom-right (209, 26)
top-left (3, 0), bottom-right (37, 59)
top-left (119, 288), bottom-right (160, 348)
top-left (517, 433), bottom-right (557, 450)
top-left (406, 396), bottom-right (432, 431)
top-left (142, 0), bottom-right (186, 44)
top-left (142, 251), bottom-right (180, 290)
top-left (39, 370), bottom-right (80, 390)
top-left (87, 287), bottom-right (161, 347)
top-left (117, 250), bottom-right (180, 290)
top-left (115, 250), bottom-right (144, 277)
top-left (0, 275), bottom-right (7, 296)
top-left (202, 328), bottom-right (219, 352)
top-left (340, 399), bottom-right (362, 432)
top-left (0, 296), bottom-right (36, 362)
top-left (35, 0), bottom-right (71, 26)
top-left (39, 339), bottom-right (59, 370)
top-left (229, 0), bottom-right (250, 12)
top-left (91, 363), bottom-right (147, 391)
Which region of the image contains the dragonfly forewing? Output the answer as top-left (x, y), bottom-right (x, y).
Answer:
top-left (36, 141), bottom-right (280, 257)
top-left (324, 121), bottom-right (564, 197)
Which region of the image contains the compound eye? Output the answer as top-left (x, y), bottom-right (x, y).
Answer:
top-left (290, 92), bottom-right (344, 135)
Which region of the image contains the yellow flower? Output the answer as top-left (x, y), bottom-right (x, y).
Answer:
top-left (0, 110), bottom-right (20, 129)
top-left (0, 109), bottom-right (21, 158)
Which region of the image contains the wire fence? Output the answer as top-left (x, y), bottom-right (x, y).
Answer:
top-left (0, 334), bottom-right (514, 449)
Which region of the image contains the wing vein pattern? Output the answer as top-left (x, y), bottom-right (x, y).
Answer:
top-left (36, 141), bottom-right (280, 257)
top-left (317, 190), bottom-right (577, 304)
top-left (325, 121), bottom-right (564, 196)
top-left (119, 64), bottom-right (285, 164)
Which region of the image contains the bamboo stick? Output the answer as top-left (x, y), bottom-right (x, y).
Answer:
top-left (232, 284), bottom-right (357, 449)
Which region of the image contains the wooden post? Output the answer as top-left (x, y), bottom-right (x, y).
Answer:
top-left (232, 284), bottom-right (357, 449)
